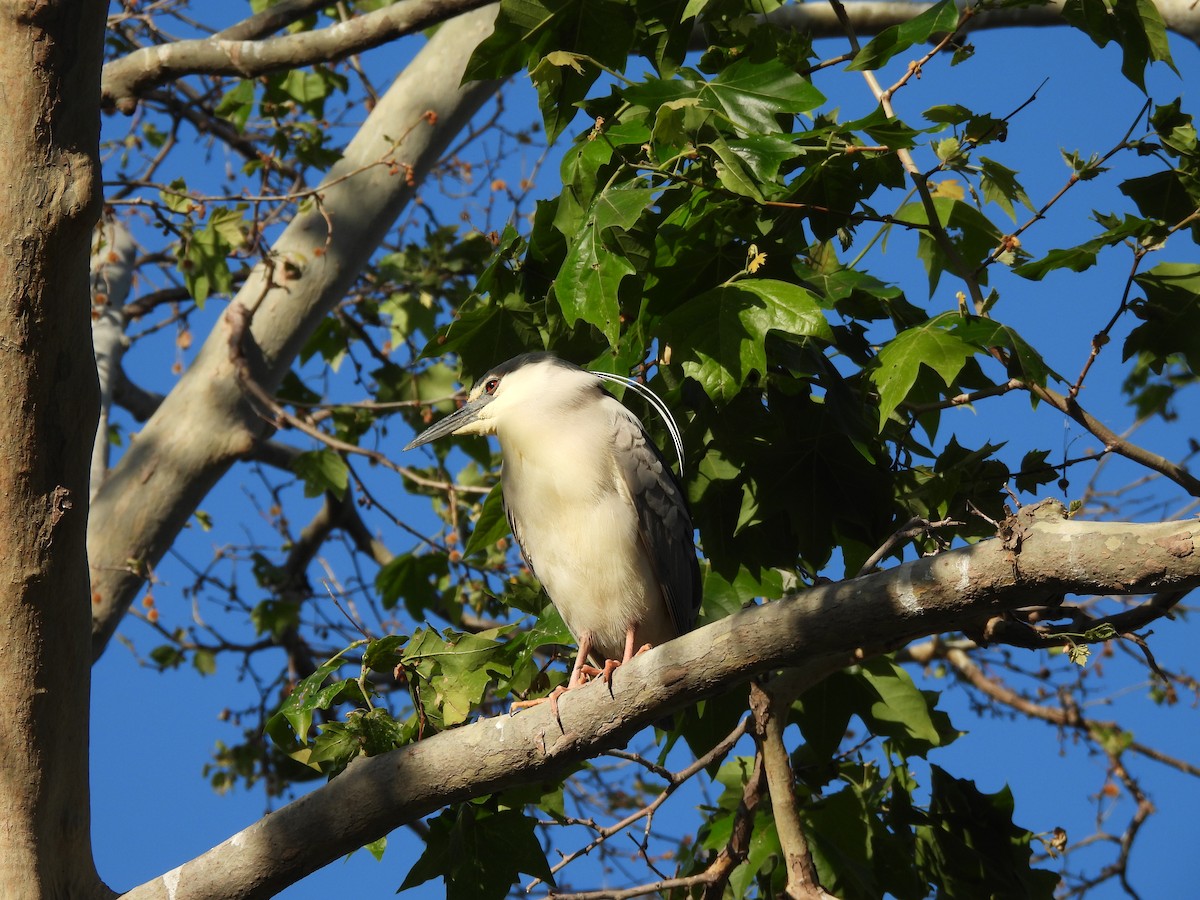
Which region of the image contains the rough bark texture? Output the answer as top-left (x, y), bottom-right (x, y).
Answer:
top-left (87, 4), bottom-right (500, 659)
top-left (122, 503), bottom-right (1200, 900)
top-left (0, 2), bottom-right (111, 898)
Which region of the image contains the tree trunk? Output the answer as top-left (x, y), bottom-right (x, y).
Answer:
top-left (0, 3), bottom-right (111, 898)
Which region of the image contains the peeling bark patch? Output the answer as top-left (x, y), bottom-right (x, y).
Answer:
top-left (162, 865), bottom-right (182, 899)
top-left (660, 663), bottom-right (690, 687)
top-left (894, 567), bottom-right (921, 614)
top-left (49, 484), bottom-right (72, 527)
top-left (955, 555), bottom-right (971, 593)
top-left (1155, 533), bottom-right (1194, 558)
top-left (548, 730), bottom-right (580, 755)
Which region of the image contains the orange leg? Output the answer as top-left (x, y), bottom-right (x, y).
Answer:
top-left (599, 627), bottom-right (653, 688)
top-left (509, 629), bottom-right (656, 725)
top-left (510, 631), bottom-right (599, 729)
top-left (567, 631), bottom-right (596, 689)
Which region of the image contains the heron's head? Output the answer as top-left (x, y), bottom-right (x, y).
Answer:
top-left (404, 352), bottom-right (597, 450)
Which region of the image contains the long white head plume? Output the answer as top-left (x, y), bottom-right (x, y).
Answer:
top-left (590, 370), bottom-right (686, 476)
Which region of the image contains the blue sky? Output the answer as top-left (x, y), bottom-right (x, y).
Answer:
top-left (90, 8), bottom-right (1200, 898)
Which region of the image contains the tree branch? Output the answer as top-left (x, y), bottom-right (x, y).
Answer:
top-left (101, 0), bottom-right (496, 111)
top-left (120, 503), bottom-right (1200, 900)
top-left (90, 215), bottom-right (136, 500)
top-left (1029, 383), bottom-right (1200, 497)
top-left (88, 5), bottom-right (501, 661)
top-left (215, 0), bottom-right (332, 41)
top-left (717, 0), bottom-right (1200, 49)
top-left (751, 683), bottom-right (836, 900)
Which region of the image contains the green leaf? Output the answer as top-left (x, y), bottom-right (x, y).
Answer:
top-left (1149, 98), bottom-right (1198, 158)
top-left (1114, 0), bottom-right (1177, 89)
top-left (718, 134), bottom-right (806, 183)
top-left (555, 185), bottom-right (655, 343)
top-left (626, 60), bottom-right (824, 138)
top-left (1120, 170), bottom-right (1199, 226)
top-left (661, 279), bottom-right (832, 403)
top-left (362, 634), bottom-right (406, 674)
top-left (634, 0), bottom-right (694, 77)
top-left (1061, 0), bottom-right (1119, 48)
top-left (700, 57), bottom-right (826, 135)
top-left (423, 296), bottom-right (541, 374)
top-left (160, 177), bottom-right (193, 215)
top-left (249, 598), bottom-right (300, 639)
top-left (1062, 0), bottom-right (1176, 91)
top-left (214, 80), bottom-right (255, 132)
top-left (363, 836), bottom-right (386, 861)
top-left (178, 206), bottom-right (248, 307)
top-left (267, 644), bottom-right (363, 746)
top-left (306, 721), bottom-right (361, 771)
top-left (402, 627), bottom-right (515, 727)
top-left (895, 197), bottom-right (1003, 292)
top-left (701, 565), bottom-right (784, 621)
top-left (464, 483), bottom-right (510, 558)
top-left (916, 766), bottom-right (1059, 898)
top-left (400, 806), bottom-right (555, 898)
top-left (856, 657), bottom-right (955, 752)
top-left (793, 677), bottom-right (856, 767)
top-left (1009, 213), bottom-right (1162, 280)
top-left (704, 135), bottom-right (765, 201)
top-left (466, 0), bottom-right (636, 139)
top-left (375, 552), bottom-right (449, 614)
top-left (150, 644), bottom-right (185, 670)
top-left (1089, 722), bottom-right (1135, 755)
top-left (1015, 449), bottom-right (1057, 494)
top-left (871, 313), bottom-right (977, 427)
top-left (192, 648), bottom-right (217, 676)
top-left (804, 784), bottom-right (911, 899)
top-left (923, 103), bottom-right (974, 125)
top-left (979, 157), bottom-right (1034, 221)
top-left (848, 0), bottom-right (959, 71)
top-left (842, 106), bottom-right (923, 150)
top-left (729, 811), bottom-right (783, 898)
top-left (1125, 263), bottom-right (1200, 374)
top-left (273, 66), bottom-right (348, 117)
top-left (952, 316), bottom-right (1059, 387)
top-left (291, 450), bottom-right (349, 499)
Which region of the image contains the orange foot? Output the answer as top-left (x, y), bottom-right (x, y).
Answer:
top-left (510, 684), bottom-right (570, 731)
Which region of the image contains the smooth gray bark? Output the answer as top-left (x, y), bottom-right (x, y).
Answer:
top-left (90, 216), bottom-right (136, 500)
top-left (751, 0), bottom-right (1200, 47)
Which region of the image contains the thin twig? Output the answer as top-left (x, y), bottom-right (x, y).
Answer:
top-left (527, 717), bottom-right (752, 892)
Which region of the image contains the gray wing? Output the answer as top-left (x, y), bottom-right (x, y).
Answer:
top-left (504, 495), bottom-right (537, 581)
top-left (611, 406), bottom-right (701, 636)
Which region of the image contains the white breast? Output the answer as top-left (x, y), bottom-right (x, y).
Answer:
top-left (498, 398), bottom-right (674, 663)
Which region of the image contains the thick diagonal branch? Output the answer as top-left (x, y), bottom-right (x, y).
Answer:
top-left (121, 505), bottom-right (1200, 900)
top-left (88, 6), bottom-right (500, 660)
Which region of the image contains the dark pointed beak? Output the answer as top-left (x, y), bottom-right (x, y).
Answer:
top-left (403, 393), bottom-right (493, 450)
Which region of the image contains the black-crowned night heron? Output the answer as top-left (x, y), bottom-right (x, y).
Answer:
top-left (405, 352), bottom-right (701, 713)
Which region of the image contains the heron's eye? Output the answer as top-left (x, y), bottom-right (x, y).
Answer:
top-left (484, 378), bottom-right (500, 394)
